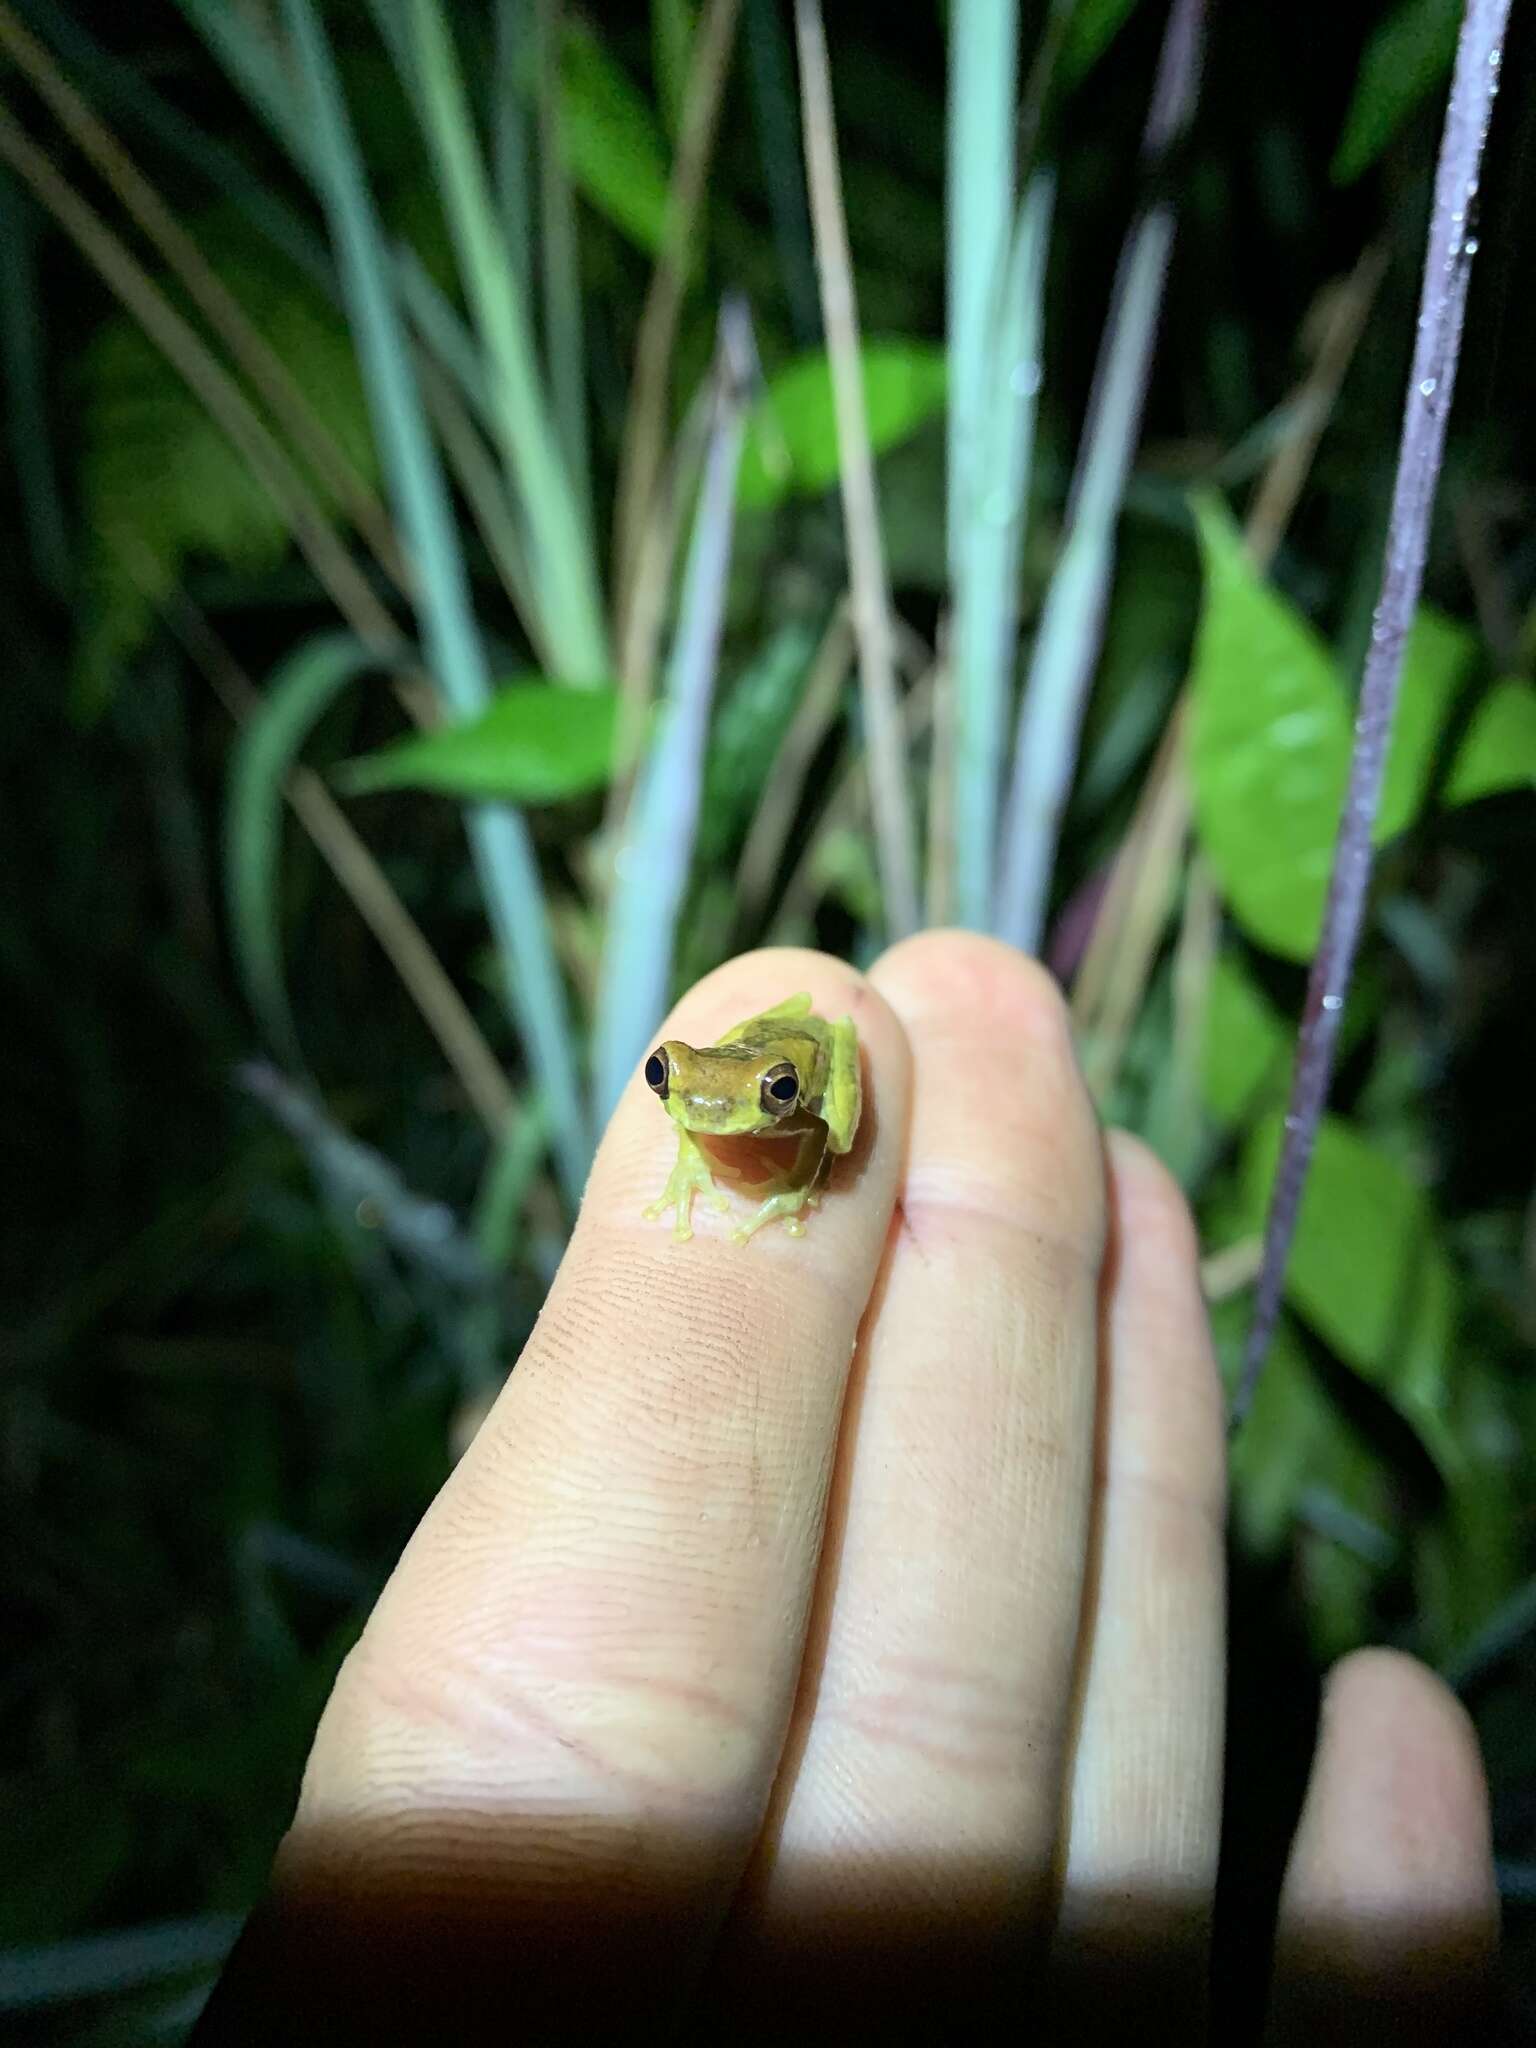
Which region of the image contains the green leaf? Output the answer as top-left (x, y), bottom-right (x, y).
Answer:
top-left (1446, 677), bottom-right (1536, 803)
top-left (1225, 1306), bottom-right (1396, 1662)
top-left (561, 19), bottom-right (672, 253)
top-left (739, 341), bottom-right (948, 510)
top-left (1189, 500), bottom-right (1483, 958)
top-left (1222, 1305), bottom-right (1329, 1555)
top-left (339, 681), bottom-right (620, 801)
top-left (76, 230), bottom-right (376, 719)
top-left (1201, 951), bottom-right (1288, 1124)
top-left (1379, 607), bottom-right (1479, 836)
top-left (1416, 1366), bottom-right (1524, 1662)
top-left (1241, 1112), bottom-right (1460, 1474)
top-left (227, 635), bottom-right (380, 1060)
top-left (1189, 495), bottom-right (1351, 959)
top-left (1060, 0), bottom-right (1141, 88)
top-left (1332, 0), bottom-right (1460, 186)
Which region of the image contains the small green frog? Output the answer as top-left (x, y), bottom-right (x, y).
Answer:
top-left (642, 993), bottom-right (861, 1244)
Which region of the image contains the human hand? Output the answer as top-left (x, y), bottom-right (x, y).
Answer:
top-left (197, 935), bottom-right (1497, 2043)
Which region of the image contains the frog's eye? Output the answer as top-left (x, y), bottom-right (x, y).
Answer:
top-left (760, 1061), bottom-right (800, 1116)
top-left (644, 1049), bottom-right (669, 1098)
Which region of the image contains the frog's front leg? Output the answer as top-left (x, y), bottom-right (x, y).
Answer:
top-left (643, 1128), bottom-right (731, 1241)
top-left (730, 1129), bottom-right (828, 1244)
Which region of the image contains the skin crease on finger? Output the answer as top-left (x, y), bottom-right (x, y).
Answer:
top-left (211, 948), bottom-right (915, 2037)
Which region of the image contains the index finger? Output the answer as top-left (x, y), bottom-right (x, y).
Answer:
top-left (251, 950), bottom-right (909, 2037)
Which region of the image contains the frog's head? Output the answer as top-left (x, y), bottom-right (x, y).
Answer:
top-left (643, 1039), bottom-right (803, 1136)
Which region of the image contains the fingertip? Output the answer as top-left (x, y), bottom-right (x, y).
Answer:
top-left (1268, 1647), bottom-right (1498, 2044)
top-left (1104, 1129), bottom-right (1201, 1273)
top-left (873, 929), bottom-right (1080, 1069)
top-left (869, 930), bottom-right (1102, 1257)
top-left (1316, 1648), bottom-right (1495, 1881)
top-left (1100, 1128), bottom-right (1225, 1516)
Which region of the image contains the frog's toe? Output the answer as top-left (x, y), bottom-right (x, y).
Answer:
top-left (783, 1216), bottom-right (806, 1237)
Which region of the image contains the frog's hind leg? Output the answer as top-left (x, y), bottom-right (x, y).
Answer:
top-left (643, 1129), bottom-right (731, 1241)
top-left (820, 1015), bottom-right (862, 1155)
top-left (730, 1128), bottom-right (827, 1244)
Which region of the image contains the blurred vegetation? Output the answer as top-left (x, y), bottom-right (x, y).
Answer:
top-left (2, 0), bottom-right (1534, 2036)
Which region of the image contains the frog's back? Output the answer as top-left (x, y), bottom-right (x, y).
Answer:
top-left (719, 995), bottom-right (834, 1110)
top-left (719, 992), bottom-right (814, 1043)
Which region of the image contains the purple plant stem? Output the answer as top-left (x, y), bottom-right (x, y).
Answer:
top-left (1231, 0), bottom-right (1512, 1432)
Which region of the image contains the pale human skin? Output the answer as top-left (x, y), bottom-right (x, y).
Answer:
top-left (196, 934), bottom-right (1498, 2044)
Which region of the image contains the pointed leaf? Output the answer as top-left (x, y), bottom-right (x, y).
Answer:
top-left (1241, 1112), bottom-right (1460, 1475)
top-left (1378, 606), bottom-right (1479, 836)
top-left (339, 682), bottom-right (619, 801)
top-left (561, 19), bottom-right (672, 253)
top-left (1201, 951), bottom-right (1288, 1124)
top-left (1190, 500), bottom-right (1482, 958)
top-left (1446, 677), bottom-right (1536, 803)
top-left (1061, 0), bottom-right (1142, 87)
top-left (1189, 496), bottom-right (1350, 959)
top-left (739, 341), bottom-right (948, 510)
top-left (1332, 0), bottom-right (1460, 186)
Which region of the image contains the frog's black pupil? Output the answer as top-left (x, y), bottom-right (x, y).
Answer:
top-left (645, 1053), bottom-right (667, 1091)
top-left (769, 1073), bottom-right (797, 1101)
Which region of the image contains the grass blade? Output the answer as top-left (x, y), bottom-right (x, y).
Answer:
top-left (734, 600), bottom-right (853, 932)
top-left (0, 166), bottom-right (69, 593)
top-left (493, 0), bottom-right (535, 296)
top-left (946, 0), bottom-right (1018, 930)
top-left (239, 1061), bottom-right (489, 1293)
top-left (1232, 0), bottom-right (1512, 1427)
top-left (226, 632), bottom-right (378, 1064)
top-left (472, 1096), bottom-right (553, 1268)
top-left (395, 247), bottom-right (497, 424)
top-left (22, 0), bottom-right (333, 287)
top-left (0, 1915), bottom-right (242, 2011)
top-left (281, 0), bottom-right (591, 1203)
top-left (948, 166), bottom-right (1054, 934)
top-left (593, 300), bottom-right (754, 1120)
top-left (418, 351), bottom-right (543, 645)
top-left (174, 0), bottom-right (314, 172)
top-left (612, 0), bottom-right (742, 650)
top-left (150, 573), bottom-right (519, 1138)
top-left (996, 0), bottom-right (1206, 954)
top-left (0, 102), bottom-right (401, 657)
top-left (406, 0), bottom-right (608, 684)
top-left (743, 0), bottom-right (820, 345)
top-left (794, 0), bottom-right (919, 940)
top-left (536, 0), bottom-right (594, 550)
top-left (0, 3), bottom-right (404, 588)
